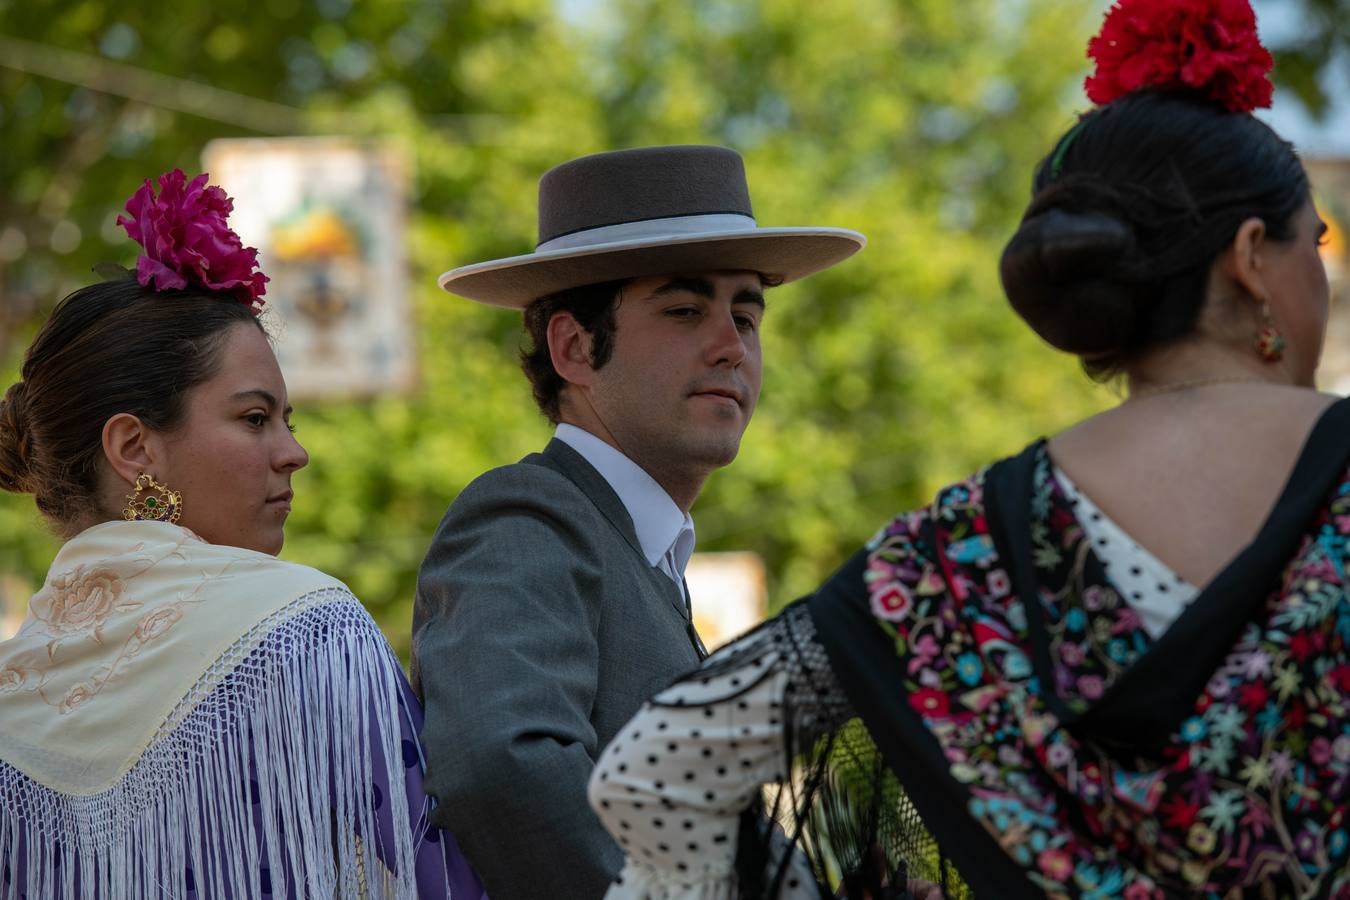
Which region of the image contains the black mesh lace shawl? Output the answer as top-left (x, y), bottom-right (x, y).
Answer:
top-left (664, 599), bottom-right (974, 899)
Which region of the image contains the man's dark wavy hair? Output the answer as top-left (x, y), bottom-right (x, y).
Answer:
top-left (519, 279), bottom-right (626, 423)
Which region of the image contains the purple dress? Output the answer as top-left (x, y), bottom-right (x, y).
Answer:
top-left (376, 670), bottom-right (488, 898)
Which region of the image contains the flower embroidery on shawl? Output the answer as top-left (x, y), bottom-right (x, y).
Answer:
top-left (0, 665), bottom-right (35, 694)
top-left (38, 592), bottom-right (202, 715)
top-left (9, 532), bottom-right (216, 715)
top-left (133, 606), bottom-right (183, 643)
top-left (864, 448), bottom-right (1350, 897)
top-left (59, 680), bottom-right (97, 714)
top-left (35, 565), bottom-right (140, 644)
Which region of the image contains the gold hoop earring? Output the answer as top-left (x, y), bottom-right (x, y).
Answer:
top-left (1255, 302), bottom-right (1285, 363)
top-left (122, 473), bottom-right (183, 524)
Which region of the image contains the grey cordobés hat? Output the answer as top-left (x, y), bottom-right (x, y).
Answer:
top-left (438, 145), bottom-right (867, 308)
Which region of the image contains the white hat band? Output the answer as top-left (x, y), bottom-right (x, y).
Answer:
top-left (535, 213), bottom-right (758, 253)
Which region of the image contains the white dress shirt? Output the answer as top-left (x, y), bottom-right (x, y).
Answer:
top-left (554, 424), bottom-right (695, 595)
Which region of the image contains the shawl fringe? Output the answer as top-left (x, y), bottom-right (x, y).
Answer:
top-left (1, 591), bottom-right (425, 899)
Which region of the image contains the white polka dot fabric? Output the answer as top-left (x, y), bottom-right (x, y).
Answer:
top-left (1054, 466), bottom-right (1198, 639)
top-left (588, 625), bottom-right (821, 899)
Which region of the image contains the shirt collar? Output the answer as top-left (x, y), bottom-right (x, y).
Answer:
top-left (554, 424), bottom-right (695, 572)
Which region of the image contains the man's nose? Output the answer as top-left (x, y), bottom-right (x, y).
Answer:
top-left (705, 311), bottom-right (747, 367)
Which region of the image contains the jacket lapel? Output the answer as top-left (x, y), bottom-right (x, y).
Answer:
top-left (533, 439), bottom-right (692, 624)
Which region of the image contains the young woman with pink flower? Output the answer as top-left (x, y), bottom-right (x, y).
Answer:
top-left (587, 1), bottom-right (1347, 897)
top-left (0, 171), bottom-right (485, 898)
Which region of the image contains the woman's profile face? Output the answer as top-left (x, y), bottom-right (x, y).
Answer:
top-left (153, 322), bottom-right (308, 555)
top-left (1267, 199), bottom-right (1331, 387)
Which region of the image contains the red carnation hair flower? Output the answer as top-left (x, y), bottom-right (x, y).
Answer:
top-left (116, 169), bottom-right (268, 310)
top-left (1084, 0), bottom-right (1274, 113)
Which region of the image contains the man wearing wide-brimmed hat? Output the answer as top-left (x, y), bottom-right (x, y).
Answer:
top-left (412, 145), bottom-right (863, 899)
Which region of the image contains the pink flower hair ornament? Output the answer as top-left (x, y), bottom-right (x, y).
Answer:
top-left (115, 169), bottom-right (268, 311)
top-left (1084, 0), bottom-right (1274, 114)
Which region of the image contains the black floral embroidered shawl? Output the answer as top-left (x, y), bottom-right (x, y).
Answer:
top-left (794, 398), bottom-right (1350, 898)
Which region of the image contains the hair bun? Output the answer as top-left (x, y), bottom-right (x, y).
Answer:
top-left (0, 381), bottom-right (35, 494)
top-left (1000, 208), bottom-right (1141, 356)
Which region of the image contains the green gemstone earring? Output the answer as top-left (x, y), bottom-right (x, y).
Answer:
top-left (122, 472), bottom-right (183, 524)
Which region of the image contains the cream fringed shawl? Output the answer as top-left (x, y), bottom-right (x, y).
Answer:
top-left (0, 520), bottom-right (421, 898)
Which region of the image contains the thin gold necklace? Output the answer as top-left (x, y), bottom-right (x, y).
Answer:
top-left (1128, 375), bottom-right (1271, 399)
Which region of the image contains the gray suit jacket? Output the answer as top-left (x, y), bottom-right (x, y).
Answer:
top-left (412, 439), bottom-right (704, 899)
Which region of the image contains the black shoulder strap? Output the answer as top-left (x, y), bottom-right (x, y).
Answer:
top-left (982, 440), bottom-right (1084, 725)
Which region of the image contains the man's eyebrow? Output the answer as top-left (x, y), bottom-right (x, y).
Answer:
top-left (733, 289), bottom-right (766, 310)
top-left (650, 277), bottom-right (716, 299)
top-left (232, 389), bottom-right (292, 416)
top-left (649, 278), bottom-right (766, 309)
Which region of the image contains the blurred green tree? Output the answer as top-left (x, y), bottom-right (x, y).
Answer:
top-left (1267, 0), bottom-right (1350, 118)
top-left (1, 0), bottom-right (1335, 654)
top-left (0, 0), bottom-right (601, 640)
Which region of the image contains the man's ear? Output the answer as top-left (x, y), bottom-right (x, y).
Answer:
top-left (547, 311), bottom-right (597, 389)
top-left (101, 413), bottom-right (158, 487)
top-left (1221, 216), bottom-right (1272, 308)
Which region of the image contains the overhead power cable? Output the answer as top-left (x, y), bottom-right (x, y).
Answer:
top-left (0, 34), bottom-right (310, 133)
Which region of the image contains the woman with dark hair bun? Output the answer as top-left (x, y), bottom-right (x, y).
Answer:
top-left (1001, 86), bottom-right (1313, 381)
top-left (0, 171), bottom-right (485, 898)
top-left (588, 2), bottom-right (1347, 898)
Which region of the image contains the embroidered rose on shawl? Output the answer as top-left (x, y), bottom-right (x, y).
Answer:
top-left (986, 569), bottom-right (1011, 598)
top-left (59, 680), bottom-right (96, 714)
top-left (39, 566), bottom-right (139, 639)
top-left (1077, 674), bottom-right (1106, 699)
top-left (1310, 736), bottom-right (1334, 766)
top-left (133, 606), bottom-right (183, 643)
top-left (0, 664), bottom-right (35, 693)
top-left (869, 582), bottom-right (912, 621)
top-left (908, 687), bottom-right (950, 717)
top-left (9, 537), bottom-right (221, 725)
top-left (1036, 847), bottom-right (1073, 881)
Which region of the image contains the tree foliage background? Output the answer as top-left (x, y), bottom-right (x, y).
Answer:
top-left (0, 0), bottom-right (1343, 655)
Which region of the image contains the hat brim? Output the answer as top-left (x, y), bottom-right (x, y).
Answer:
top-left (437, 227), bottom-right (866, 308)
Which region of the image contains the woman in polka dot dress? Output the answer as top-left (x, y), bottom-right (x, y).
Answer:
top-left (589, 2), bottom-right (1350, 897)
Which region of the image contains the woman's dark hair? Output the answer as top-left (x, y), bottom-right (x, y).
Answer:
top-left (0, 278), bottom-right (263, 529)
top-left (1000, 89), bottom-right (1310, 378)
top-left (520, 279), bottom-right (625, 423)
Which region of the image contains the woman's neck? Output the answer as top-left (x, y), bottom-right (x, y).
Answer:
top-left (1123, 340), bottom-right (1292, 399)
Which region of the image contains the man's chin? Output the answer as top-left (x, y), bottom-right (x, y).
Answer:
top-left (681, 432), bottom-right (746, 470)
